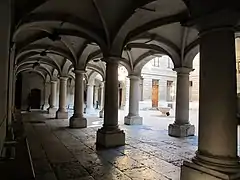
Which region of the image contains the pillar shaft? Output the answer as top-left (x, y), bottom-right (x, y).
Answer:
top-left (97, 57), bottom-right (125, 148)
top-left (69, 70), bottom-right (87, 128)
top-left (168, 68), bottom-right (194, 137)
top-left (100, 81), bottom-right (105, 109)
top-left (128, 75), bottom-right (140, 116)
top-left (86, 84), bottom-right (94, 110)
top-left (43, 82), bottom-right (49, 109)
top-left (74, 71), bottom-right (84, 117)
top-left (58, 77), bottom-right (68, 112)
top-left (174, 68), bottom-right (191, 125)
top-left (181, 28), bottom-right (240, 180)
top-left (124, 75), bottom-right (143, 125)
top-left (196, 28), bottom-right (238, 167)
top-left (56, 77), bottom-right (68, 119)
top-left (49, 81), bottom-right (57, 108)
top-left (99, 81), bottom-right (105, 118)
top-left (103, 60), bottom-right (119, 130)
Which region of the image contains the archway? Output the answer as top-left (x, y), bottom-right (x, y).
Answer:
top-left (118, 65), bottom-right (128, 109)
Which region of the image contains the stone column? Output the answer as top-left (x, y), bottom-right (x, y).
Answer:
top-left (48, 80), bottom-right (57, 116)
top-left (94, 86), bottom-right (99, 109)
top-left (86, 83), bottom-right (94, 114)
top-left (99, 81), bottom-right (105, 118)
top-left (56, 77), bottom-right (68, 119)
top-left (181, 28), bottom-right (240, 179)
top-left (140, 76), bottom-right (144, 101)
top-left (69, 70), bottom-right (87, 128)
top-left (43, 81), bottom-right (49, 110)
top-left (168, 67), bottom-right (195, 137)
top-left (96, 58), bottom-right (125, 148)
top-left (124, 75), bottom-right (143, 125)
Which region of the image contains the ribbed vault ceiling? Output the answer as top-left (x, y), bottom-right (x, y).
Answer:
top-left (13, 0), bottom-right (240, 81)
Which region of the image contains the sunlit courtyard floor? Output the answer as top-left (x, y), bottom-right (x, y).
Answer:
top-left (22, 107), bottom-right (239, 180)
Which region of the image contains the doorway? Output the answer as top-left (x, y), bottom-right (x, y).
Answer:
top-left (30, 89), bottom-right (41, 109)
top-left (152, 79), bottom-right (159, 108)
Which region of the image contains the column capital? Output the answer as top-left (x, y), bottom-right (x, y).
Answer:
top-left (127, 74), bottom-right (141, 80)
top-left (51, 80), bottom-right (58, 84)
top-left (74, 69), bottom-right (86, 74)
top-left (183, 9), bottom-right (239, 33)
top-left (100, 81), bottom-right (105, 87)
top-left (87, 81), bottom-right (95, 86)
top-left (102, 56), bottom-right (125, 64)
top-left (59, 76), bottom-right (68, 81)
top-left (173, 67), bottom-right (193, 74)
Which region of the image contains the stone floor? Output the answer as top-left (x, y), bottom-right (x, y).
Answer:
top-left (23, 111), bottom-right (198, 180)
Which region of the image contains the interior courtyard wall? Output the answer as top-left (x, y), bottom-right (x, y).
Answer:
top-left (141, 56), bottom-right (177, 104)
top-left (21, 72), bottom-right (45, 110)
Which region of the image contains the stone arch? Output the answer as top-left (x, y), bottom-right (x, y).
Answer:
top-left (184, 44), bottom-right (199, 69)
top-left (88, 71), bottom-right (103, 85)
top-left (13, 18), bottom-right (107, 54)
top-left (61, 59), bottom-right (73, 76)
top-left (17, 69), bottom-right (46, 81)
top-left (133, 50), bottom-right (168, 75)
top-left (52, 69), bottom-right (59, 80)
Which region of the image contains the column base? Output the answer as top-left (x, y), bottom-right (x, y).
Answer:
top-left (47, 107), bottom-right (57, 118)
top-left (43, 104), bottom-right (49, 110)
top-left (181, 161), bottom-right (240, 180)
top-left (168, 123), bottom-right (195, 137)
top-left (56, 111), bottom-right (68, 119)
top-left (96, 128), bottom-right (125, 148)
top-left (69, 116), bottom-right (87, 128)
top-left (124, 115), bottom-right (143, 125)
top-left (99, 110), bottom-right (104, 118)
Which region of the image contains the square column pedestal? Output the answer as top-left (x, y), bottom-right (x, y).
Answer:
top-left (181, 161), bottom-right (240, 180)
top-left (168, 123), bottom-right (195, 137)
top-left (124, 115), bottom-right (143, 125)
top-left (48, 108), bottom-right (57, 118)
top-left (56, 111), bottom-right (68, 119)
top-left (96, 128), bottom-right (125, 148)
top-left (69, 116), bottom-right (87, 128)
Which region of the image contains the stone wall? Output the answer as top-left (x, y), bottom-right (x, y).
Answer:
top-left (0, 0), bottom-right (11, 153)
top-left (21, 72), bottom-right (45, 110)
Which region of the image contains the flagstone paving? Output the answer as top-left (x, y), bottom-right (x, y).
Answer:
top-left (23, 111), bottom-right (198, 180)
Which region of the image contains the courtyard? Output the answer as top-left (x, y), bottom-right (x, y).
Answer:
top-left (23, 105), bottom-right (199, 180)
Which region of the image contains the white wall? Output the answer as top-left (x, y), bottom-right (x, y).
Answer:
top-left (141, 56), bottom-right (177, 101)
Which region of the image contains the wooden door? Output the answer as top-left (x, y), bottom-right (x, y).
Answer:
top-left (152, 80), bottom-right (159, 108)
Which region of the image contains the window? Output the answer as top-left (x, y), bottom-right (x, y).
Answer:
top-left (167, 81), bottom-right (174, 101)
top-left (152, 57), bottom-right (160, 67)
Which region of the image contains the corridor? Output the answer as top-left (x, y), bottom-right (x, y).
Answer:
top-left (23, 111), bottom-right (197, 180)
